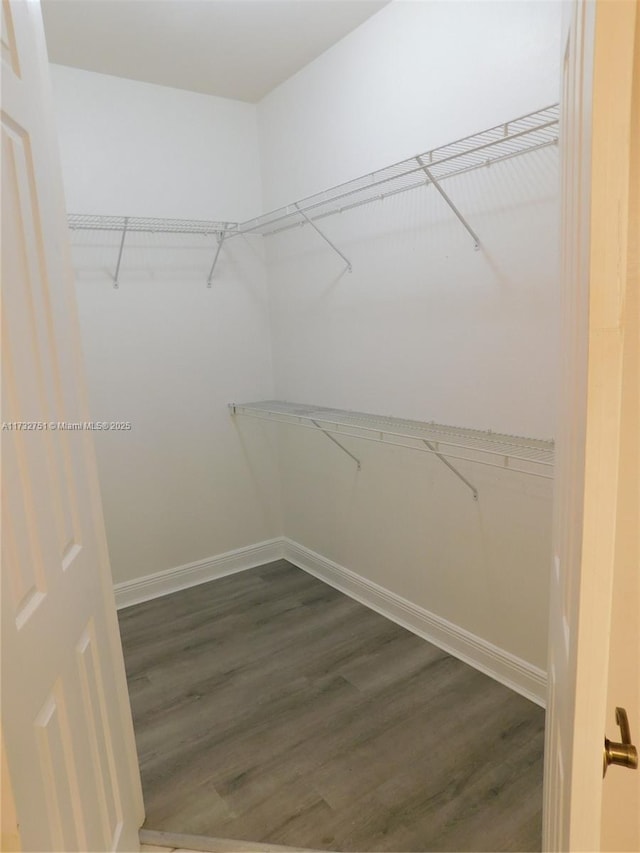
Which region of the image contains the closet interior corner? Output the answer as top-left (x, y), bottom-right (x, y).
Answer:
top-left (46, 2), bottom-right (564, 849)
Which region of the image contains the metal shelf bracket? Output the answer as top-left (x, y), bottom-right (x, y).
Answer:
top-left (416, 156), bottom-right (481, 250)
top-left (294, 204), bottom-right (352, 272)
top-left (113, 217), bottom-right (129, 288)
top-left (229, 404), bottom-right (360, 470)
top-left (207, 228), bottom-right (227, 287)
top-left (422, 439), bottom-right (478, 500)
top-left (311, 419), bottom-right (361, 470)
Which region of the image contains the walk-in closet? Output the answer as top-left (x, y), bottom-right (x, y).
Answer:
top-left (42, 1), bottom-right (562, 850)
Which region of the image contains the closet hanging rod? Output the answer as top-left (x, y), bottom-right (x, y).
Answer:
top-left (235, 103), bottom-right (559, 238)
top-left (229, 401), bottom-right (555, 481)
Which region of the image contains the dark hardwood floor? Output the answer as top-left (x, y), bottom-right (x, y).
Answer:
top-left (118, 560), bottom-right (545, 852)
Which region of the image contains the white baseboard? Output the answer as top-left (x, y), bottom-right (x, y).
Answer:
top-left (282, 538), bottom-right (547, 707)
top-left (114, 535), bottom-right (547, 706)
top-left (113, 538), bottom-right (285, 610)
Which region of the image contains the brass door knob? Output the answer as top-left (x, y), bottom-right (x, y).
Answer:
top-left (603, 707), bottom-right (638, 776)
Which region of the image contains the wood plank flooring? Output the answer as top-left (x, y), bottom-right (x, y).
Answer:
top-left (118, 561), bottom-right (545, 852)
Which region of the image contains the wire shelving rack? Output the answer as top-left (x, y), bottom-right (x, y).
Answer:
top-left (229, 401), bottom-right (555, 498)
top-left (67, 214), bottom-right (236, 235)
top-left (235, 103), bottom-right (560, 239)
top-left (67, 103), bottom-right (560, 283)
top-left (67, 215), bottom-right (237, 287)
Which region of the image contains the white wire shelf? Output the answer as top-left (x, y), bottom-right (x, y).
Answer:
top-left (235, 103), bottom-right (559, 238)
top-left (229, 401), bottom-right (555, 485)
top-left (67, 214), bottom-right (237, 235)
top-left (66, 215), bottom-right (239, 286)
top-left (67, 103), bottom-right (559, 279)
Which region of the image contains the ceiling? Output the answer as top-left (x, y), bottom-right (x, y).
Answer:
top-left (41, 0), bottom-right (390, 103)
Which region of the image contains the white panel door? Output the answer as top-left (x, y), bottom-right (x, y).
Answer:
top-left (1, 2), bottom-right (144, 850)
top-left (544, 0), bottom-right (639, 849)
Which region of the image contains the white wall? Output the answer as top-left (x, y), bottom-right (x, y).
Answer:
top-left (51, 0), bottom-right (562, 673)
top-left (51, 66), bottom-right (282, 584)
top-left (254, 0), bottom-right (562, 669)
top-left (52, 65), bottom-right (261, 221)
top-left (259, 0), bottom-right (563, 208)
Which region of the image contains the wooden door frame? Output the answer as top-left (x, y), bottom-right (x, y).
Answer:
top-left (543, 0), bottom-right (638, 849)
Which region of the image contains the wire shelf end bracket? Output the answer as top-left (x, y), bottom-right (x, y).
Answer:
top-left (422, 439), bottom-right (478, 499)
top-left (294, 204), bottom-right (352, 273)
top-left (416, 157), bottom-right (481, 250)
top-left (310, 419), bottom-right (361, 470)
top-left (229, 402), bottom-right (361, 470)
top-left (207, 227), bottom-right (228, 287)
top-left (113, 216), bottom-right (129, 288)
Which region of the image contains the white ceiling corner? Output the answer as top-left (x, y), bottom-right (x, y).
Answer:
top-left (41, 0), bottom-right (391, 103)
